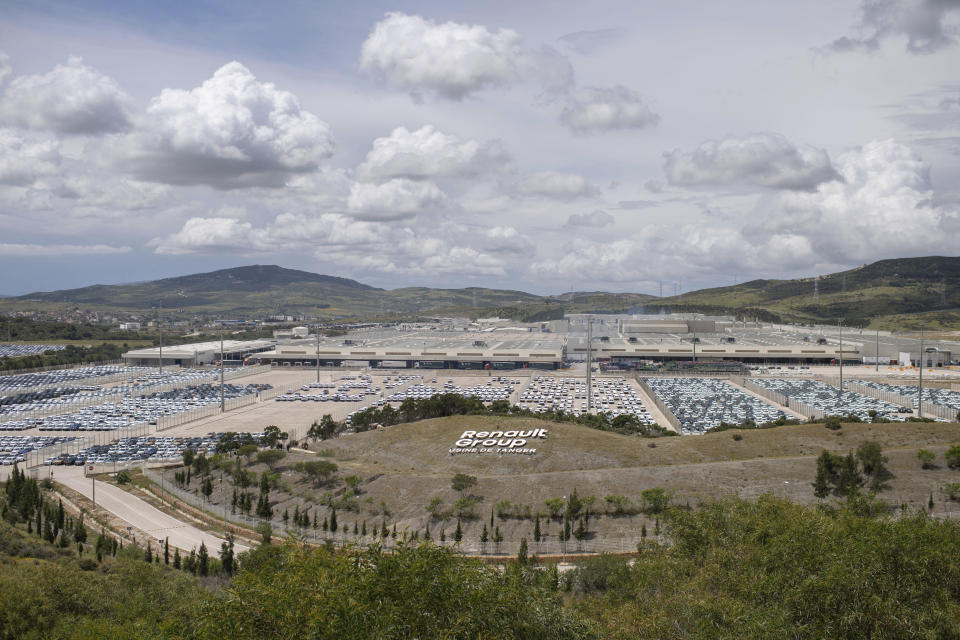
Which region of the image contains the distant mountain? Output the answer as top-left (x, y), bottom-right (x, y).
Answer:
top-left (5, 265), bottom-right (546, 318)
top-left (2, 257), bottom-right (957, 328)
top-left (654, 256), bottom-right (960, 327)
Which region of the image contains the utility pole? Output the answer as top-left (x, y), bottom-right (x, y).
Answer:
top-left (692, 330), bottom-right (697, 363)
top-left (838, 320), bottom-right (844, 407)
top-left (220, 330), bottom-right (225, 413)
top-left (316, 329), bottom-right (321, 384)
top-left (918, 327), bottom-right (924, 418)
top-left (875, 329), bottom-right (879, 373)
top-left (158, 302), bottom-right (164, 374)
top-left (585, 317), bottom-right (593, 411)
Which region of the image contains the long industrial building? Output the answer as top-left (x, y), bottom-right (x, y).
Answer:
top-left (120, 316), bottom-right (959, 370)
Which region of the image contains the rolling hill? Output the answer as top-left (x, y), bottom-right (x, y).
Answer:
top-left (652, 256), bottom-right (960, 328)
top-left (1, 257), bottom-right (958, 328)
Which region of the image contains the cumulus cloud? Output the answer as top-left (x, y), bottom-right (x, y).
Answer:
top-left (0, 129), bottom-right (60, 186)
top-left (123, 62), bottom-right (334, 189)
top-left (347, 178), bottom-right (446, 219)
top-left (356, 125), bottom-right (510, 181)
top-left (663, 133), bottom-right (840, 191)
top-left (151, 217), bottom-right (257, 255)
top-left (512, 171), bottom-right (597, 200)
top-left (533, 139), bottom-right (959, 284)
top-left (565, 209), bottom-right (614, 227)
top-left (560, 86), bottom-right (659, 134)
top-left (0, 56), bottom-right (133, 135)
top-left (423, 246), bottom-right (506, 276)
top-left (483, 225), bottom-right (534, 254)
top-left (826, 0), bottom-right (960, 54)
top-left (360, 12), bottom-right (523, 100)
top-left (764, 138), bottom-right (958, 263)
top-left (0, 243), bottom-right (131, 256)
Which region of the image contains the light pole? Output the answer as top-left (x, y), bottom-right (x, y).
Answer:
top-left (837, 320), bottom-right (844, 407)
top-left (918, 327), bottom-right (924, 418)
top-left (220, 331), bottom-right (225, 413)
top-left (316, 330), bottom-right (321, 384)
top-left (875, 329), bottom-right (880, 373)
top-left (158, 302), bottom-right (164, 375)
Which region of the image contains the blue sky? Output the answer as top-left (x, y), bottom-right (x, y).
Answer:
top-left (0, 0), bottom-right (958, 295)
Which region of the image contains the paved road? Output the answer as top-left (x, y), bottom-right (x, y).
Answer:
top-left (55, 466), bottom-right (248, 554)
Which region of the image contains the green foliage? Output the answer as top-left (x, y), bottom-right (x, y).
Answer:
top-left (451, 473), bottom-right (478, 494)
top-left (943, 483), bottom-right (960, 502)
top-left (946, 443), bottom-right (960, 470)
top-left (574, 496), bottom-right (960, 639)
top-left (640, 488), bottom-right (670, 514)
top-left (192, 542), bottom-right (588, 640)
top-left (293, 460), bottom-right (338, 485)
top-left (917, 449), bottom-right (937, 469)
top-left (255, 449), bottom-right (287, 469)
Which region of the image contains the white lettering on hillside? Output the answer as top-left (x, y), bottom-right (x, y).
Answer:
top-left (449, 428), bottom-right (547, 456)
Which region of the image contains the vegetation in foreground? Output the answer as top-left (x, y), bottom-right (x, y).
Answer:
top-left (4, 457), bottom-right (960, 640)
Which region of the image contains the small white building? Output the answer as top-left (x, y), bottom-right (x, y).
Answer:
top-left (118, 322), bottom-right (141, 331)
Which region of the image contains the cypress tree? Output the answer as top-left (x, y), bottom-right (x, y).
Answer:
top-left (173, 547), bottom-right (181, 570)
top-left (164, 538), bottom-right (170, 565)
top-left (330, 508), bottom-right (338, 532)
top-left (454, 518), bottom-right (463, 542)
top-left (533, 515), bottom-right (541, 542)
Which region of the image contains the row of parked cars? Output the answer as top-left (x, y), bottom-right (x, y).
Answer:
top-left (0, 344), bottom-right (66, 358)
top-left (43, 432), bottom-right (265, 466)
top-left (0, 435), bottom-right (76, 465)
top-left (0, 383), bottom-right (271, 432)
top-left (751, 378), bottom-right (905, 422)
top-left (0, 365), bottom-right (153, 392)
top-left (517, 376), bottom-right (657, 424)
top-left (646, 377), bottom-right (785, 434)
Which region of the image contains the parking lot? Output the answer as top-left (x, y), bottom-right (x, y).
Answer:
top-left (0, 382), bottom-right (270, 432)
top-left (0, 343), bottom-right (66, 358)
top-left (515, 376), bottom-right (657, 424)
top-left (851, 379), bottom-right (960, 412)
top-left (751, 378), bottom-right (905, 421)
top-left (42, 431), bottom-right (264, 467)
top-left (0, 365), bottom-right (154, 392)
top-left (0, 435), bottom-right (76, 465)
top-left (646, 377), bottom-right (786, 434)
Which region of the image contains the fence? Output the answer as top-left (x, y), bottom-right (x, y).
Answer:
top-left (23, 421), bottom-right (154, 469)
top-left (742, 379), bottom-right (826, 420)
top-left (846, 381), bottom-right (914, 409)
top-left (140, 468), bottom-right (646, 556)
top-left (634, 377), bottom-right (683, 432)
top-left (0, 358), bottom-right (124, 378)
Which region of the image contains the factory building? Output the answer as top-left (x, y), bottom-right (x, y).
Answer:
top-left (122, 339), bottom-right (276, 367)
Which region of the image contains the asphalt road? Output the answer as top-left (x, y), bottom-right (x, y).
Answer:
top-left (55, 466), bottom-right (248, 554)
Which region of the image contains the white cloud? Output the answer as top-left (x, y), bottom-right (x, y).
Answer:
top-left (663, 133), bottom-right (840, 191)
top-left (360, 12), bottom-right (523, 100)
top-left (0, 243), bottom-right (131, 256)
top-left (151, 217), bottom-right (257, 255)
top-left (560, 86), bottom-right (659, 134)
top-left (347, 178), bottom-right (446, 220)
top-left (827, 0), bottom-right (960, 54)
top-left (358, 12), bottom-right (573, 100)
top-left (483, 225), bottom-right (534, 254)
top-left (533, 139), bottom-right (960, 284)
top-left (0, 56), bottom-right (133, 135)
top-left (356, 125), bottom-right (510, 181)
top-left (558, 29), bottom-right (626, 55)
top-left (0, 129), bottom-right (60, 186)
top-left (765, 138), bottom-right (959, 263)
top-left (123, 62), bottom-right (334, 189)
top-left (512, 171), bottom-right (597, 200)
top-left (565, 209), bottom-right (615, 227)
top-left (423, 246), bottom-right (506, 276)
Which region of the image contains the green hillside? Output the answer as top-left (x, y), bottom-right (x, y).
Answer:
top-left (653, 256), bottom-right (960, 327)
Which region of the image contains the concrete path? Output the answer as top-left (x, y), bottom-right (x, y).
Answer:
top-left (55, 466), bottom-right (248, 554)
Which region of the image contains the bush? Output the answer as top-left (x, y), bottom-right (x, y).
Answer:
top-left (946, 444), bottom-right (960, 470)
top-left (917, 449), bottom-right (937, 469)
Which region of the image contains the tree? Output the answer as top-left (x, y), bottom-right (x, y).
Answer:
top-left (173, 547), bottom-right (181, 570)
top-left (220, 532), bottom-right (235, 576)
top-left (256, 522), bottom-right (272, 545)
top-left (256, 449), bottom-right (286, 469)
top-left (946, 443), bottom-right (960, 470)
top-left (164, 537), bottom-right (169, 565)
top-left (837, 453), bottom-right (864, 497)
top-left (813, 452), bottom-right (832, 499)
top-left (454, 518), bottom-right (462, 543)
top-left (544, 498), bottom-right (565, 520)
top-left (493, 526), bottom-right (503, 553)
top-left (451, 473), bottom-right (477, 494)
top-left (182, 448), bottom-right (195, 468)
top-left (641, 488), bottom-right (670, 514)
top-left (344, 475), bottom-right (362, 495)
top-left (917, 449), bottom-right (937, 469)
top-left (533, 515), bottom-right (541, 543)
top-left (237, 443), bottom-right (258, 462)
top-left (294, 460), bottom-right (338, 485)
top-left (856, 441), bottom-right (888, 477)
top-left (426, 497), bottom-right (444, 518)
top-left (330, 508), bottom-right (338, 533)
top-left (198, 542), bottom-right (209, 577)
top-left (517, 537), bottom-right (529, 565)
top-left (480, 524), bottom-right (488, 549)
top-left (263, 425), bottom-right (283, 448)
top-left (201, 476), bottom-right (214, 501)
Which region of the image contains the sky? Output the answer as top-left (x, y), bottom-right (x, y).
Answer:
top-left (0, 0), bottom-right (958, 296)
